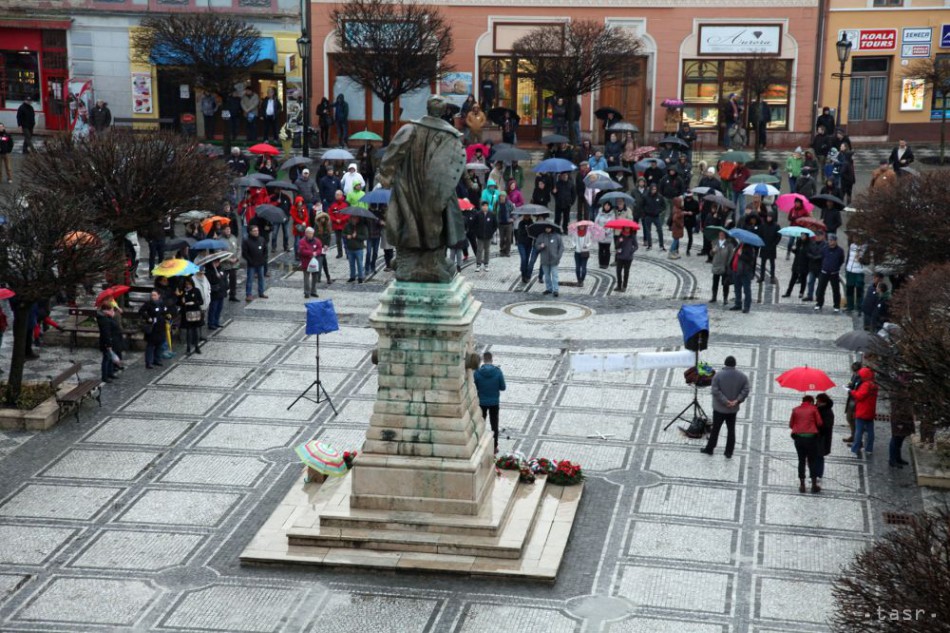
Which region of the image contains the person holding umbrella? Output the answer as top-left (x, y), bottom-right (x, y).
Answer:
top-left (345, 216), bottom-right (368, 283)
top-left (788, 395), bottom-right (824, 493)
top-left (615, 226), bottom-right (638, 292)
top-left (203, 257), bottom-right (226, 330)
top-left (514, 213), bottom-right (536, 284)
top-left (533, 223), bottom-right (564, 297)
top-left (552, 172), bottom-right (576, 233)
top-left (177, 277), bottom-right (204, 355)
top-left (758, 211), bottom-right (781, 284)
top-left (782, 233), bottom-right (811, 299)
top-left (729, 238), bottom-right (756, 313)
top-left (570, 222), bottom-right (593, 287)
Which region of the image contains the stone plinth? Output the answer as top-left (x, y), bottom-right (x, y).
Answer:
top-left (351, 277), bottom-right (494, 515)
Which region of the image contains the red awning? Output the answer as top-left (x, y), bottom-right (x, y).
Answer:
top-left (0, 18), bottom-right (71, 31)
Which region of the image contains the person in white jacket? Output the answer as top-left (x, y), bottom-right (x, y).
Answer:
top-left (844, 234), bottom-right (866, 312)
top-left (572, 223), bottom-right (593, 286)
top-left (341, 163), bottom-right (364, 195)
top-left (594, 203), bottom-right (615, 269)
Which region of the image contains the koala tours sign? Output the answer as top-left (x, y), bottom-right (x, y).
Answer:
top-left (839, 29), bottom-right (897, 51)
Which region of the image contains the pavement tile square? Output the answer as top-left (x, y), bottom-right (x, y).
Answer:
top-left (196, 422), bottom-right (302, 451)
top-left (771, 349), bottom-right (851, 374)
top-left (122, 388), bottom-right (225, 417)
top-left (651, 420), bottom-right (748, 448)
top-left (226, 394), bottom-right (318, 421)
top-left (159, 454), bottom-right (269, 487)
top-left (758, 532), bottom-right (870, 575)
top-left (0, 573), bottom-right (27, 605)
top-left (156, 363), bottom-right (253, 389)
top-left (191, 341), bottom-right (278, 364)
top-left (626, 520), bottom-right (736, 564)
top-left (82, 417), bottom-right (196, 446)
top-left (281, 344), bottom-right (370, 369)
top-left (560, 385), bottom-right (646, 412)
top-left (13, 577), bottom-right (155, 626)
top-left (0, 526), bottom-right (76, 565)
top-left (116, 490), bottom-right (242, 527)
top-left (608, 618), bottom-right (727, 633)
top-left (69, 530), bottom-right (204, 570)
top-left (337, 399), bottom-right (374, 425)
top-left (546, 410), bottom-right (636, 441)
top-left (661, 390), bottom-right (753, 420)
top-left (216, 318), bottom-right (300, 341)
top-left (255, 367), bottom-right (349, 393)
top-left (756, 577), bottom-right (834, 624)
top-left (761, 492), bottom-right (868, 533)
top-left (316, 427), bottom-right (368, 453)
top-left (160, 585), bottom-right (302, 632)
top-left (0, 484), bottom-right (122, 520)
top-left (645, 448), bottom-right (744, 483)
top-left (39, 448), bottom-right (160, 481)
top-left (616, 565), bottom-right (732, 614)
top-left (356, 373), bottom-right (377, 396)
top-left (494, 355), bottom-right (559, 379)
top-left (636, 484), bottom-right (741, 522)
top-left (503, 381), bottom-right (548, 405)
top-left (762, 456), bottom-right (866, 494)
top-left (314, 593), bottom-right (440, 633)
top-left (535, 440), bottom-right (629, 471)
top-left (488, 344), bottom-right (562, 358)
top-left (457, 604), bottom-right (577, 633)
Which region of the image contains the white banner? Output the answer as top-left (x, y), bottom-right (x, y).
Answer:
top-left (570, 350), bottom-right (695, 374)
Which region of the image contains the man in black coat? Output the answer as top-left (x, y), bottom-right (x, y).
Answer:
top-left (473, 201), bottom-right (498, 272)
top-left (91, 100), bottom-right (112, 134)
top-left (642, 160), bottom-right (665, 188)
top-left (816, 107), bottom-right (835, 135)
top-left (552, 172), bottom-right (576, 233)
top-left (96, 305), bottom-right (123, 382)
top-left (888, 139), bottom-right (915, 175)
top-left (16, 97), bottom-right (35, 153)
top-left (242, 224), bottom-right (268, 300)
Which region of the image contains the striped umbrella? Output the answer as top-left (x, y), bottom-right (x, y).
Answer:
top-left (295, 440), bottom-right (348, 477)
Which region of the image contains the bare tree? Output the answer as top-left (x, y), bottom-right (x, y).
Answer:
top-left (743, 54), bottom-right (788, 165)
top-left (0, 192), bottom-right (119, 406)
top-left (131, 13), bottom-right (262, 151)
top-left (902, 56), bottom-right (950, 164)
top-left (831, 507), bottom-right (950, 632)
top-left (513, 21), bottom-right (642, 144)
top-left (330, 0), bottom-right (454, 143)
top-left (18, 131), bottom-right (230, 260)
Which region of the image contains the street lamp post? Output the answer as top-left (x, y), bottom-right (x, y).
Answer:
top-left (832, 34), bottom-right (853, 131)
top-left (296, 35), bottom-right (312, 158)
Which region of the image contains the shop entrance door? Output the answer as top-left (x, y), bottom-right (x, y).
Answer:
top-left (597, 56), bottom-right (647, 143)
top-left (847, 57), bottom-right (889, 136)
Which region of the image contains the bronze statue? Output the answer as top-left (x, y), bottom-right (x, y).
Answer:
top-left (378, 95), bottom-right (467, 283)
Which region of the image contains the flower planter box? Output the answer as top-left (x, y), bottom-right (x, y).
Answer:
top-left (910, 436), bottom-right (950, 490)
top-left (0, 385), bottom-right (71, 431)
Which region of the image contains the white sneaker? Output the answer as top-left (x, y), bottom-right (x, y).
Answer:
top-left (833, 308), bottom-right (840, 314)
top-left (475, 264), bottom-right (481, 272)
top-left (484, 266), bottom-right (489, 272)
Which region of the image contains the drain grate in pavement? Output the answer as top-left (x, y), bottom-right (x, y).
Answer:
top-left (529, 307), bottom-right (567, 316)
top-left (883, 512), bottom-right (914, 526)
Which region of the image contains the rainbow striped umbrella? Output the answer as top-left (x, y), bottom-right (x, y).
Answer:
top-left (295, 440), bottom-right (348, 477)
top-left (152, 258), bottom-right (200, 277)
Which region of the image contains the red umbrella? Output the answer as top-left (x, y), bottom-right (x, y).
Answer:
top-left (604, 219), bottom-right (640, 230)
top-left (632, 146), bottom-right (656, 161)
top-left (794, 217), bottom-right (827, 233)
top-left (95, 285), bottom-right (131, 307)
top-left (248, 143), bottom-right (280, 156)
top-left (776, 366), bottom-right (836, 392)
top-left (0, 289), bottom-right (14, 300)
top-left (458, 198), bottom-right (475, 211)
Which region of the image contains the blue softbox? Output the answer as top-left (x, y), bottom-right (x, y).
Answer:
top-left (677, 304), bottom-right (709, 351)
top-left (305, 299), bottom-right (340, 336)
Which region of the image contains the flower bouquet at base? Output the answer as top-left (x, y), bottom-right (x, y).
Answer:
top-left (547, 460), bottom-right (585, 486)
top-left (343, 450), bottom-right (358, 469)
top-left (529, 457), bottom-right (558, 476)
top-left (495, 451), bottom-right (526, 471)
top-left (519, 465), bottom-right (536, 484)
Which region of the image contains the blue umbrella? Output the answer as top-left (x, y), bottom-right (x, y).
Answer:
top-left (729, 228), bottom-right (765, 247)
top-left (321, 148), bottom-right (355, 161)
top-left (779, 226), bottom-right (815, 238)
top-left (190, 239), bottom-right (228, 251)
top-left (534, 158), bottom-right (577, 173)
top-left (634, 158), bottom-right (666, 172)
top-left (362, 188), bottom-right (391, 205)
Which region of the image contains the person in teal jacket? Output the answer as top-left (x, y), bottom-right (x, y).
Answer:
top-left (480, 179), bottom-right (500, 214)
top-left (473, 351), bottom-right (506, 453)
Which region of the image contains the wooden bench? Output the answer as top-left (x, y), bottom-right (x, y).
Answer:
top-left (49, 362), bottom-right (101, 423)
top-left (64, 308), bottom-right (100, 352)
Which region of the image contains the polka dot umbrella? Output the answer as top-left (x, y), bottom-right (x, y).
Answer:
top-left (295, 440), bottom-right (348, 477)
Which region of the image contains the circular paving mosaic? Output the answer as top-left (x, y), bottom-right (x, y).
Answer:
top-left (504, 301), bottom-right (594, 322)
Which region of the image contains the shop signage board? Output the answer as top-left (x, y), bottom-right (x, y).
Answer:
top-left (698, 24), bottom-right (782, 55)
top-left (941, 25), bottom-right (950, 49)
top-left (902, 28), bottom-right (932, 44)
top-left (839, 29), bottom-right (897, 51)
top-left (901, 44), bottom-right (931, 58)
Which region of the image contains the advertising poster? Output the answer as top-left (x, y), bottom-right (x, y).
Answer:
top-left (439, 72), bottom-right (473, 107)
top-left (131, 72), bottom-right (153, 114)
top-left (900, 78), bottom-right (925, 111)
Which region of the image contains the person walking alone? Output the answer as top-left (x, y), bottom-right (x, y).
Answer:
top-left (473, 352), bottom-right (506, 454)
top-left (789, 395), bottom-right (824, 493)
top-left (850, 367), bottom-right (878, 458)
top-left (701, 356), bottom-right (750, 459)
top-left (615, 227), bottom-right (638, 292)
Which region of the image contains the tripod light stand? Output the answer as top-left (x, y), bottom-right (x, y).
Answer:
top-left (289, 299), bottom-right (339, 416)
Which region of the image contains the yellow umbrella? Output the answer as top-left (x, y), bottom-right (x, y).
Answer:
top-left (152, 258), bottom-right (200, 277)
top-left (165, 321), bottom-right (172, 350)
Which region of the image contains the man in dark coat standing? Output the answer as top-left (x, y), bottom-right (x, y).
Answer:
top-left (888, 139), bottom-right (915, 176)
top-left (16, 97), bottom-right (35, 153)
top-left (701, 355), bottom-right (750, 459)
top-left (91, 100), bottom-right (112, 134)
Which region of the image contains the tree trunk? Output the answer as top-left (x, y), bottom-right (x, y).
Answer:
top-left (6, 303), bottom-right (32, 407)
top-left (382, 100), bottom-right (393, 145)
top-left (566, 99), bottom-right (577, 145)
top-left (223, 116), bottom-right (233, 155)
top-left (753, 95), bottom-right (762, 166)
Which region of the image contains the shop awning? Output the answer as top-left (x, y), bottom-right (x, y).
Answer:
top-left (150, 37), bottom-right (278, 67)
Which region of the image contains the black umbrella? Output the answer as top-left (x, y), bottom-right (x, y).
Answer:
top-left (265, 180), bottom-right (299, 191)
top-left (810, 194), bottom-right (845, 209)
top-left (606, 166), bottom-right (632, 175)
top-left (527, 221), bottom-right (562, 237)
top-left (492, 148), bottom-right (531, 162)
top-left (659, 136), bottom-right (689, 149)
top-left (487, 107), bottom-right (520, 126)
top-left (254, 204), bottom-right (286, 223)
top-left (594, 107), bottom-right (622, 120)
top-left (280, 156), bottom-right (312, 171)
top-left (541, 134), bottom-right (569, 145)
top-left (341, 206), bottom-right (378, 220)
top-left (251, 173), bottom-right (274, 183)
top-left (512, 204), bottom-right (551, 216)
top-left (234, 175), bottom-right (266, 188)
top-left (163, 237), bottom-right (196, 252)
top-left (835, 330), bottom-right (885, 353)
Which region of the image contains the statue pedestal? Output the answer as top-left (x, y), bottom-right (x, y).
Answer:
top-left (240, 276), bottom-right (582, 579)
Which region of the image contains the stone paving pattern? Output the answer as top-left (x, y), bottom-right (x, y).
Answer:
top-left (0, 233), bottom-right (947, 633)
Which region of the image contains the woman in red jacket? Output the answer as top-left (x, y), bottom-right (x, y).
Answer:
top-left (789, 395), bottom-right (824, 493)
top-left (297, 227), bottom-right (323, 298)
top-left (850, 367), bottom-right (878, 458)
top-left (326, 190), bottom-right (351, 259)
top-left (290, 196), bottom-right (310, 255)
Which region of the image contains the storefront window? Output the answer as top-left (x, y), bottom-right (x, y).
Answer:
top-left (681, 59), bottom-right (792, 130)
top-left (931, 54), bottom-right (950, 121)
top-left (0, 51), bottom-right (41, 109)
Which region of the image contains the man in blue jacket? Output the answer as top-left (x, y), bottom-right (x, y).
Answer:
top-left (473, 352), bottom-right (506, 454)
top-left (815, 233), bottom-right (845, 312)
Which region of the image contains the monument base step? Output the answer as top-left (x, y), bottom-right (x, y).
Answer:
top-left (240, 470), bottom-right (582, 580)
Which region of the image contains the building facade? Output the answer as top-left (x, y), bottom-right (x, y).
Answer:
top-left (0, 0), bottom-right (302, 138)
top-left (310, 0), bottom-right (821, 147)
top-left (821, 0), bottom-right (950, 141)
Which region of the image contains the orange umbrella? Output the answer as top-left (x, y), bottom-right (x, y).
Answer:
top-left (61, 231), bottom-right (99, 248)
top-left (201, 216), bottom-right (231, 234)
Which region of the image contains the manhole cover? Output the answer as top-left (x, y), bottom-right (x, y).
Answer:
top-left (504, 301), bottom-right (593, 322)
top-left (528, 306), bottom-right (567, 316)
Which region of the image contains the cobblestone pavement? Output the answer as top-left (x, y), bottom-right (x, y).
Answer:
top-left (0, 226), bottom-right (948, 632)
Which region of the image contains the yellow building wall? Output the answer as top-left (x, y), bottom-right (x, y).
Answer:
top-left (822, 9), bottom-right (949, 133)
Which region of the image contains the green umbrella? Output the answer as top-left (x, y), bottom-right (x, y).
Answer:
top-left (720, 150), bottom-right (753, 163)
top-left (703, 224), bottom-right (731, 242)
top-left (349, 130), bottom-right (383, 142)
top-left (747, 174), bottom-right (780, 184)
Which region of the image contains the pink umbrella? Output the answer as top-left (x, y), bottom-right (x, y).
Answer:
top-left (568, 220), bottom-right (605, 242)
top-left (776, 193), bottom-right (814, 214)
